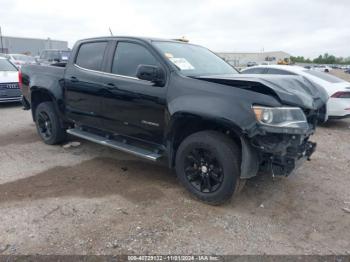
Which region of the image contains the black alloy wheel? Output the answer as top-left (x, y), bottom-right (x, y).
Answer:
top-left (184, 148), bottom-right (224, 193)
top-left (35, 102), bottom-right (67, 145)
top-left (175, 130), bottom-right (241, 205)
top-left (37, 111), bottom-right (53, 139)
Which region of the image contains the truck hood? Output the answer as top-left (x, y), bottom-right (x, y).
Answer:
top-left (196, 74), bottom-right (329, 110)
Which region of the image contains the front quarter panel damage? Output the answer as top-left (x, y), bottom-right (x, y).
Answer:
top-left (168, 73), bottom-right (322, 179)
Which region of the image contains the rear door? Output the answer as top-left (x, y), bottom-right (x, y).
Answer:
top-left (64, 41), bottom-right (109, 128)
top-left (98, 40), bottom-right (167, 144)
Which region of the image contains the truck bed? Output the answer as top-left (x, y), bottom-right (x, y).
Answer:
top-left (21, 64), bottom-right (66, 103)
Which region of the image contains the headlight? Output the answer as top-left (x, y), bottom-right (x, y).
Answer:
top-left (252, 106), bottom-right (309, 132)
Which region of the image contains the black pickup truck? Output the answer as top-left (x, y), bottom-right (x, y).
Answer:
top-left (20, 36), bottom-right (328, 204)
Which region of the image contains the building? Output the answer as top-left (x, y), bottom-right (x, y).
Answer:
top-left (217, 51), bottom-right (291, 67)
top-left (0, 36), bottom-right (68, 56)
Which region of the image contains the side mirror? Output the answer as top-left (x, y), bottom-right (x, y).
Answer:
top-left (136, 64), bottom-right (165, 86)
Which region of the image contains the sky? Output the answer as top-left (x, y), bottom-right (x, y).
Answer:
top-left (1, 0), bottom-right (350, 58)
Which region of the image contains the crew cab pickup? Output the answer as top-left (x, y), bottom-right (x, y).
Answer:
top-left (20, 37), bottom-right (328, 204)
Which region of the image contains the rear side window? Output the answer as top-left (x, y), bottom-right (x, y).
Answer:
top-left (48, 51), bottom-right (60, 61)
top-left (0, 59), bottom-right (17, 71)
top-left (266, 68), bottom-right (295, 75)
top-left (112, 42), bottom-right (159, 77)
top-left (75, 42), bottom-right (107, 71)
top-left (242, 67), bottom-right (266, 74)
top-left (303, 70), bottom-right (343, 83)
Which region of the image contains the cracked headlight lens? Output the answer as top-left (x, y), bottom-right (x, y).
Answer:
top-left (252, 106), bottom-right (308, 129)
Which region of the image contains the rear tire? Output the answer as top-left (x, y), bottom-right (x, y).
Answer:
top-left (35, 101), bottom-right (67, 145)
top-left (175, 131), bottom-right (241, 205)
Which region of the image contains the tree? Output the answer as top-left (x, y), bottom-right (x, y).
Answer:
top-left (291, 53), bottom-right (350, 64)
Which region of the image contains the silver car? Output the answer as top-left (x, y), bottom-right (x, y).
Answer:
top-left (0, 57), bottom-right (21, 103)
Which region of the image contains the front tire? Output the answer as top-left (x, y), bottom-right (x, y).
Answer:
top-left (175, 131), bottom-right (241, 205)
top-left (35, 101), bottom-right (67, 145)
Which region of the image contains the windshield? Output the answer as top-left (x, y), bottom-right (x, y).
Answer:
top-left (0, 59), bottom-right (17, 71)
top-left (303, 70), bottom-right (343, 83)
top-left (153, 41), bottom-right (238, 77)
top-left (12, 55), bottom-right (36, 62)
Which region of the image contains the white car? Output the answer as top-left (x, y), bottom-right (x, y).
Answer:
top-left (241, 65), bottom-right (350, 120)
top-left (312, 65), bottom-right (332, 72)
top-left (0, 57), bottom-right (22, 103)
top-left (3, 54), bottom-right (36, 68)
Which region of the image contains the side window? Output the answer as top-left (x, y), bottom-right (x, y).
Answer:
top-left (112, 42), bottom-right (159, 77)
top-left (75, 42), bottom-right (107, 71)
top-left (47, 52), bottom-right (54, 61)
top-left (266, 68), bottom-right (295, 75)
top-left (48, 51), bottom-right (59, 61)
top-left (242, 67), bottom-right (266, 74)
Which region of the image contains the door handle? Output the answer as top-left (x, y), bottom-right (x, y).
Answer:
top-left (105, 83), bottom-right (116, 90)
top-left (70, 76), bottom-right (79, 83)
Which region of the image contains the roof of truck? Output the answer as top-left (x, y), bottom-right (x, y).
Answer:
top-left (79, 36), bottom-right (191, 44)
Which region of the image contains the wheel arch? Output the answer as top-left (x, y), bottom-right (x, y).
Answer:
top-left (166, 112), bottom-right (259, 179)
top-left (30, 88), bottom-right (60, 121)
top-left (30, 86), bottom-right (67, 126)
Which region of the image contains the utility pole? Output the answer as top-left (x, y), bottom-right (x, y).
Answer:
top-left (109, 27), bottom-right (113, 36)
top-left (0, 26), bottom-right (4, 53)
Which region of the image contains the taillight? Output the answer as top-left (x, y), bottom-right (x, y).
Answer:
top-left (18, 70), bottom-right (23, 89)
top-left (331, 91), bottom-right (350, 98)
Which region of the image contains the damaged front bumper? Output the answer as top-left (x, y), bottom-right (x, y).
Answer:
top-left (239, 106), bottom-right (323, 179)
top-left (240, 129), bottom-right (317, 179)
top-left (261, 136), bottom-right (317, 177)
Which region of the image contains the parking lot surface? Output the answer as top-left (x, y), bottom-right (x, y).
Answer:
top-left (0, 72), bottom-right (350, 255)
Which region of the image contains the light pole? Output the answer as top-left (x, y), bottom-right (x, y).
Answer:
top-left (0, 26), bottom-right (4, 53)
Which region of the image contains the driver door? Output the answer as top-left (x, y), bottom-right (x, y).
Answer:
top-left (98, 40), bottom-right (167, 145)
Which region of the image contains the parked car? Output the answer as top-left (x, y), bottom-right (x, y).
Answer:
top-left (4, 54), bottom-right (37, 68)
top-left (20, 36), bottom-right (327, 204)
top-left (312, 65), bottom-right (332, 73)
top-left (0, 57), bottom-right (21, 103)
top-left (241, 65), bottom-right (350, 119)
top-left (37, 49), bottom-right (71, 65)
top-left (246, 61), bottom-right (257, 67)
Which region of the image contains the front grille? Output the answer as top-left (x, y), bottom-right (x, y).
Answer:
top-left (0, 82), bottom-right (19, 90)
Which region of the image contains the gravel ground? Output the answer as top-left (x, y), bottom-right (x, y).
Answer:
top-left (330, 68), bottom-right (350, 82)
top-left (0, 71), bottom-right (349, 255)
